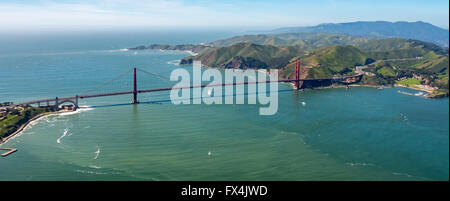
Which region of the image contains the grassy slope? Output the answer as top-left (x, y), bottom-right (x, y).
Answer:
top-left (184, 43), bottom-right (303, 69)
top-left (208, 33), bottom-right (373, 50)
top-left (280, 45), bottom-right (367, 79)
top-left (206, 32), bottom-right (448, 53)
top-left (0, 107), bottom-right (53, 139)
top-left (366, 51), bottom-right (449, 93)
top-left (377, 66), bottom-right (396, 77)
top-left (396, 78), bottom-right (421, 86)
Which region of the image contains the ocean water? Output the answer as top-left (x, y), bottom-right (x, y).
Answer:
top-left (0, 30), bottom-right (448, 180)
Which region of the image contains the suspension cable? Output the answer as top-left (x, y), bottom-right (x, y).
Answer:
top-left (136, 68), bottom-right (172, 82)
top-left (81, 69), bottom-right (133, 95)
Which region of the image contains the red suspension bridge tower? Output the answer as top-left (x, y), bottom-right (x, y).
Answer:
top-left (295, 60), bottom-right (302, 90)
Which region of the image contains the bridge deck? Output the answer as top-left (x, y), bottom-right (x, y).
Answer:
top-left (12, 74), bottom-right (362, 107)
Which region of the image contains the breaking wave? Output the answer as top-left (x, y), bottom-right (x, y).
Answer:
top-left (392, 172), bottom-right (428, 180)
top-left (57, 106), bottom-right (94, 116)
top-left (167, 60), bottom-right (180, 65)
top-left (57, 128), bottom-right (69, 144)
top-left (75, 169), bottom-right (108, 175)
top-left (346, 162), bottom-right (375, 167)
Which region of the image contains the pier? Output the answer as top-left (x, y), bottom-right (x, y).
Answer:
top-left (1, 148), bottom-right (17, 157)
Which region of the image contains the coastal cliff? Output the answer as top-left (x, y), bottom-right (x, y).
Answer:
top-left (128, 44), bottom-right (212, 54)
top-left (180, 43), bottom-right (301, 69)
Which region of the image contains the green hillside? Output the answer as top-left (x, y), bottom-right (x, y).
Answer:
top-left (209, 33), bottom-right (449, 52)
top-left (279, 46), bottom-right (368, 79)
top-left (177, 33), bottom-right (449, 96)
top-left (363, 51), bottom-right (449, 94)
top-left (292, 46), bottom-right (365, 78)
top-left (207, 34), bottom-right (301, 47)
top-left (180, 43), bottom-right (303, 69)
top-left (207, 33), bottom-right (372, 49)
top-left (278, 43), bottom-right (448, 96)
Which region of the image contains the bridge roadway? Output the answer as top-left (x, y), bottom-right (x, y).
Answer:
top-left (12, 74), bottom-right (362, 107)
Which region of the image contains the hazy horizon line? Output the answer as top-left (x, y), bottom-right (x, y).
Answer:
top-left (1, 20), bottom-right (448, 35)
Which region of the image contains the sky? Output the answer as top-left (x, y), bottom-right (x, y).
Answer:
top-left (0, 0), bottom-right (448, 31)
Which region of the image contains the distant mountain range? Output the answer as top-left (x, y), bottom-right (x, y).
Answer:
top-left (271, 21), bottom-right (449, 48)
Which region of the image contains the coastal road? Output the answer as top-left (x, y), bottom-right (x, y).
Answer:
top-left (355, 57), bottom-right (421, 76)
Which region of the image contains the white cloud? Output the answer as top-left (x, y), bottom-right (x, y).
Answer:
top-left (1, 0), bottom-right (447, 30)
top-left (0, 0), bottom-right (310, 30)
top-left (0, 2), bottom-right (190, 28)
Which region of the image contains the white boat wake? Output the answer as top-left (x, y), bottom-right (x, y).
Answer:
top-left (94, 147), bottom-right (101, 160)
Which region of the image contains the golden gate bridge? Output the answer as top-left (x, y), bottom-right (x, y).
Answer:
top-left (10, 61), bottom-right (362, 110)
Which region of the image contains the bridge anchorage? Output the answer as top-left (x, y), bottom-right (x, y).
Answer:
top-left (16, 95), bottom-right (79, 112)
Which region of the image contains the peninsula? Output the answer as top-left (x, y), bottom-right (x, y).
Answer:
top-left (128, 32), bottom-right (449, 97)
top-left (0, 103), bottom-right (75, 146)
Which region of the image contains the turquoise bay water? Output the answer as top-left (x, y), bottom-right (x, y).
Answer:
top-left (0, 31), bottom-right (448, 180)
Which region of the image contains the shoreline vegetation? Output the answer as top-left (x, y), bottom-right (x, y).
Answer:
top-left (0, 106), bottom-right (70, 146)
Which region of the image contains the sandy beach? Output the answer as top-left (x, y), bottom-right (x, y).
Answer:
top-left (394, 84), bottom-right (435, 93)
